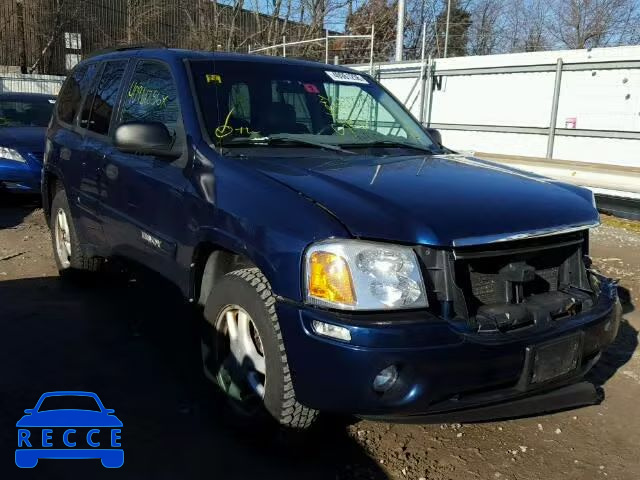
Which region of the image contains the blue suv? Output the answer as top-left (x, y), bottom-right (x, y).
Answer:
top-left (43, 47), bottom-right (621, 429)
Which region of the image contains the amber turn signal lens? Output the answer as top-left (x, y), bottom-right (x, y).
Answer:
top-left (308, 251), bottom-right (356, 305)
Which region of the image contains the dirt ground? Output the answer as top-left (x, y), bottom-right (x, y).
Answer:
top-left (1, 194), bottom-right (638, 480)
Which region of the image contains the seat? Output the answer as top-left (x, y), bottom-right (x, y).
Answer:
top-left (260, 102), bottom-right (309, 135)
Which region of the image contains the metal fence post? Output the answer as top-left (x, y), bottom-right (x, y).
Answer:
top-left (417, 23), bottom-right (427, 123)
top-left (325, 30), bottom-right (329, 64)
top-left (369, 24), bottom-right (375, 76)
top-left (282, 36), bottom-right (286, 57)
top-left (395, 0), bottom-right (405, 61)
top-left (546, 58), bottom-right (564, 159)
top-left (425, 60), bottom-right (435, 127)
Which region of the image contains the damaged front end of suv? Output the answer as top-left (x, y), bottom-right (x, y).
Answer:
top-left (280, 225), bottom-right (621, 423)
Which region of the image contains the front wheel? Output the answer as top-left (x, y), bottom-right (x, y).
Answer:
top-left (201, 267), bottom-right (318, 430)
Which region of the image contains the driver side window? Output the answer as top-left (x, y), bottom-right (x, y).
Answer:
top-left (120, 61), bottom-right (181, 139)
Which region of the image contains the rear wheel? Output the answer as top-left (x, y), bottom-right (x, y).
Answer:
top-left (50, 186), bottom-right (103, 276)
top-left (201, 267), bottom-right (318, 430)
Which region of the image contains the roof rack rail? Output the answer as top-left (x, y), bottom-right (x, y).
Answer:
top-left (85, 42), bottom-right (168, 59)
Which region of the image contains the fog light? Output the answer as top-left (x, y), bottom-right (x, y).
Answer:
top-left (373, 365), bottom-right (399, 392)
top-left (311, 320), bottom-right (351, 341)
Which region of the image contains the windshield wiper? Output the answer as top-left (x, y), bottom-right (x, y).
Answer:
top-left (341, 140), bottom-right (439, 154)
top-left (222, 135), bottom-right (355, 154)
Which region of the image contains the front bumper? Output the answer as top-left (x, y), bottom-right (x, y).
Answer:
top-left (0, 157), bottom-right (41, 193)
top-left (277, 277), bottom-right (621, 419)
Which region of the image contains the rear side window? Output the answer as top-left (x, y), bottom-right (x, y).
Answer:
top-left (84, 60), bottom-right (128, 135)
top-left (57, 63), bottom-right (98, 125)
top-left (120, 61), bottom-right (180, 137)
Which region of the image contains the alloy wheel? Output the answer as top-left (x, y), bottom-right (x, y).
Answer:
top-left (201, 304), bottom-right (267, 414)
top-left (54, 207), bottom-right (72, 269)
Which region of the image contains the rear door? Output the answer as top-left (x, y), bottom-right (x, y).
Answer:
top-left (100, 59), bottom-right (188, 282)
top-left (48, 63), bottom-right (101, 243)
top-left (78, 59), bottom-right (130, 250)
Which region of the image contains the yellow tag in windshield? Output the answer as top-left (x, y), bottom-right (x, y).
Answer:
top-left (206, 74), bottom-right (222, 84)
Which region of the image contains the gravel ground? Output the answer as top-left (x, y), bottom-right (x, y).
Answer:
top-left (0, 196), bottom-right (638, 480)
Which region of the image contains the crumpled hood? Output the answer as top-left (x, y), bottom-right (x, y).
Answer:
top-left (246, 153), bottom-right (599, 247)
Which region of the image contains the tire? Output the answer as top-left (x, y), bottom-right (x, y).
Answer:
top-left (202, 267), bottom-right (318, 430)
top-left (50, 186), bottom-right (103, 276)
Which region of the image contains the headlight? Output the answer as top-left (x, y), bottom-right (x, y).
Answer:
top-left (0, 147), bottom-right (26, 163)
top-left (305, 239), bottom-right (427, 310)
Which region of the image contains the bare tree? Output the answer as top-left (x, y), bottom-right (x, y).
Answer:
top-left (500, 0), bottom-right (548, 53)
top-left (547, 0), bottom-right (638, 49)
top-left (29, 0), bottom-right (84, 74)
top-left (125, 0), bottom-right (167, 45)
top-left (404, 0), bottom-right (439, 59)
top-left (345, 0), bottom-right (396, 61)
top-left (468, 0), bottom-right (503, 55)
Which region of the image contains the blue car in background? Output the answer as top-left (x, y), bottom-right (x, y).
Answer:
top-left (15, 391), bottom-right (123, 468)
top-left (0, 92), bottom-right (55, 194)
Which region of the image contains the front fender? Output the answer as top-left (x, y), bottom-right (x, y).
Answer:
top-left (183, 153), bottom-right (351, 301)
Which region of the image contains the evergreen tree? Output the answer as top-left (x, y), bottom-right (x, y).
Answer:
top-left (436, 0), bottom-right (471, 57)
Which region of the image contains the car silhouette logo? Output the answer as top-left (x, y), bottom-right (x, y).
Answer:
top-left (15, 391), bottom-right (123, 468)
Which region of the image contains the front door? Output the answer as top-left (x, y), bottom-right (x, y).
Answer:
top-left (99, 59), bottom-right (188, 283)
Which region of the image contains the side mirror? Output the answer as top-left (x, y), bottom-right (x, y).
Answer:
top-left (114, 122), bottom-right (176, 158)
top-left (104, 409), bottom-right (115, 414)
top-left (424, 127), bottom-right (442, 146)
top-left (24, 409), bottom-right (34, 414)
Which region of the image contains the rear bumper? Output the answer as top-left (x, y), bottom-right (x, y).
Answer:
top-left (0, 158), bottom-right (40, 193)
top-left (277, 277), bottom-right (621, 418)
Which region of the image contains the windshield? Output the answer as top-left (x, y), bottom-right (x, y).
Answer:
top-left (0, 98), bottom-right (54, 127)
top-left (189, 60), bottom-right (435, 153)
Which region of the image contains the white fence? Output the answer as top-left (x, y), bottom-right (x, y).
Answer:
top-left (0, 73), bottom-right (65, 95)
top-left (351, 46), bottom-right (640, 168)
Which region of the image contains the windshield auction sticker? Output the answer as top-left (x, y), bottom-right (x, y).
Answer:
top-left (325, 71), bottom-right (368, 84)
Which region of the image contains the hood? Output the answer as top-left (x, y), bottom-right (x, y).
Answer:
top-left (0, 127), bottom-right (46, 152)
top-left (246, 153), bottom-right (598, 247)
